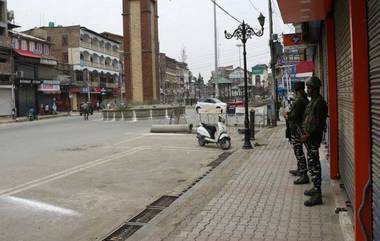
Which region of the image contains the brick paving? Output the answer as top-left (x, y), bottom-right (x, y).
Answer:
top-left (170, 127), bottom-right (343, 241)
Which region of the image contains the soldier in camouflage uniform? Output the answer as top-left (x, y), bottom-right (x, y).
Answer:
top-left (299, 76), bottom-right (328, 207)
top-left (287, 81), bottom-right (309, 185)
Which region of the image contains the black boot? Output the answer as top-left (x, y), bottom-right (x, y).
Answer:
top-left (304, 187), bottom-right (320, 196)
top-left (293, 175), bottom-right (309, 185)
top-left (304, 192), bottom-right (322, 207)
top-left (289, 169), bottom-right (301, 176)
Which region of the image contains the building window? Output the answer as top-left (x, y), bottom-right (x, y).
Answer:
top-left (62, 35), bottom-right (68, 46)
top-left (21, 40), bottom-right (28, 50)
top-left (35, 43), bottom-right (42, 54)
top-left (29, 41), bottom-right (35, 52)
top-left (62, 52), bottom-right (68, 62)
top-left (47, 36), bottom-right (51, 42)
top-left (12, 38), bottom-right (19, 49)
top-left (43, 45), bottom-right (50, 55)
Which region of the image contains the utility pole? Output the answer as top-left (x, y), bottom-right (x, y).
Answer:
top-left (268, 0), bottom-right (277, 126)
top-left (236, 44), bottom-right (243, 68)
top-left (213, 0), bottom-right (219, 97)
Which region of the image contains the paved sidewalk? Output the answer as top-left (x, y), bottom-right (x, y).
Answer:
top-left (159, 127), bottom-right (343, 241)
top-left (0, 112), bottom-right (75, 124)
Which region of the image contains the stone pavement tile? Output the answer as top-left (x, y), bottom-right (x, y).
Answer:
top-left (170, 127), bottom-right (344, 241)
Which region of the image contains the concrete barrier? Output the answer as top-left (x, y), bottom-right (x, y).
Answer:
top-left (102, 106), bottom-right (185, 121)
top-left (150, 124), bottom-right (193, 133)
top-left (134, 109), bottom-right (151, 119)
top-left (122, 110), bottom-right (134, 120)
top-left (152, 108), bottom-right (166, 118)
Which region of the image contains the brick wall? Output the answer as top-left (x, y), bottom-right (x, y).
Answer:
top-left (43, 26), bottom-right (81, 64)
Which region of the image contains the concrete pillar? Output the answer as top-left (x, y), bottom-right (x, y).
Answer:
top-left (122, 0), bottom-right (160, 103)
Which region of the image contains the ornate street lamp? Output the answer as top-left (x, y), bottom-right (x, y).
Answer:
top-left (225, 13), bottom-right (265, 149)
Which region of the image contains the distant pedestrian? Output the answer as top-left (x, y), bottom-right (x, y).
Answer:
top-left (44, 104), bottom-right (50, 115)
top-left (96, 101), bottom-right (100, 111)
top-left (286, 82), bottom-right (309, 185)
top-left (52, 103), bottom-right (57, 114)
top-left (298, 77), bottom-right (328, 207)
top-left (11, 108), bottom-right (16, 119)
top-left (82, 102), bottom-right (89, 120)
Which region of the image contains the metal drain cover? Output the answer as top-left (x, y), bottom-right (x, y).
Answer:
top-left (148, 195), bottom-right (178, 209)
top-left (129, 208), bottom-right (162, 223)
top-left (208, 152), bottom-right (232, 167)
top-left (103, 224), bottom-right (142, 241)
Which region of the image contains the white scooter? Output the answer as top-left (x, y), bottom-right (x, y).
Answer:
top-left (196, 115), bottom-right (231, 150)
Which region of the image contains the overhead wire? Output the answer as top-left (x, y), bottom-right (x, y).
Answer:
top-left (210, 0), bottom-right (241, 24)
top-left (247, 0), bottom-right (261, 14)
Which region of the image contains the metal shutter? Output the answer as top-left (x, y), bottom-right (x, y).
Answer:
top-left (334, 0), bottom-right (354, 203)
top-left (0, 88), bottom-right (12, 116)
top-left (18, 86), bottom-right (36, 116)
top-left (368, 0), bottom-right (380, 239)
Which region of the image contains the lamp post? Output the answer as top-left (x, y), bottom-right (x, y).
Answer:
top-left (225, 14), bottom-right (265, 149)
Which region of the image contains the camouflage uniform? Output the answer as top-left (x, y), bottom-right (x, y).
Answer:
top-left (288, 94), bottom-right (309, 176)
top-left (303, 94), bottom-right (327, 192)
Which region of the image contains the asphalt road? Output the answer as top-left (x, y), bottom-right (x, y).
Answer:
top-left (0, 112), bottom-right (232, 241)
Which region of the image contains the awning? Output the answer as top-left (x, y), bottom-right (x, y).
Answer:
top-left (276, 0), bottom-right (331, 24)
top-left (15, 49), bottom-right (43, 59)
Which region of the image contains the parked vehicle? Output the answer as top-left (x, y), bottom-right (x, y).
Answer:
top-left (196, 115), bottom-right (231, 150)
top-left (79, 102), bottom-right (93, 116)
top-left (195, 98), bottom-right (227, 113)
top-left (28, 107), bottom-right (36, 121)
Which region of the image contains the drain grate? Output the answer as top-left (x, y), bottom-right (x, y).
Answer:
top-left (129, 208), bottom-right (162, 224)
top-left (103, 224), bottom-right (142, 241)
top-left (207, 152), bottom-right (232, 168)
top-left (148, 195), bottom-right (178, 208)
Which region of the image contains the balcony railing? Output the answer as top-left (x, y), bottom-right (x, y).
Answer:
top-left (80, 61), bottom-right (119, 73)
top-left (80, 41), bottom-right (119, 58)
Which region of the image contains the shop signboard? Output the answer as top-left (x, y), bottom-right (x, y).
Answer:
top-left (40, 58), bottom-right (57, 66)
top-left (38, 84), bottom-right (60, 92)
top-left (252, 67), bottom-right (264, 75)
top-left (42, 80), bottom-right (60, 85)
top-left (19, 79), bottom-right (42, 85)
top-left (283, 33), bottom-right (306, 50)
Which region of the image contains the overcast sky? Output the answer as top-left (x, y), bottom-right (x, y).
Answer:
top-left (8, 0), bottom-right (292, 80)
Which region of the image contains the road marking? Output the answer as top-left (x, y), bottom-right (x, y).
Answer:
top-left (111, 134), bottom-right (149, 146)
top-left (1, 196), bottom-right (80, 216)
top-left (0, 146), bottom-right (150, 196)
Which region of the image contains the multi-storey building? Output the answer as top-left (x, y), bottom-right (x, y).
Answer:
top-left (30, 25), bottom-right (122, 110)
top-left (10, 29), bottom-right (59, 116)
top-left (100, 32), bottom-right (125, 102)
top-left (0, 0), bottom-right (13, 116)
top-left (159, 53), bottom-right (177, 104)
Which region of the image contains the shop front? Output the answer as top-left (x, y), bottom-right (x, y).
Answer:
top-left (37, 80), bottom-right (60, 114)
top-left (16, 79), bottom-right (39, 116)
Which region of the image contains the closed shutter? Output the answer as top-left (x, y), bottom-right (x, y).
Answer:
top-left (0, 88), bottom-right (12, 116)
top-left (334, 0), bottom-right (354, 203)
top-left (18, 86), bottom-right (36, 116)
top-left (368, 0), bottom-right (380, 239)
